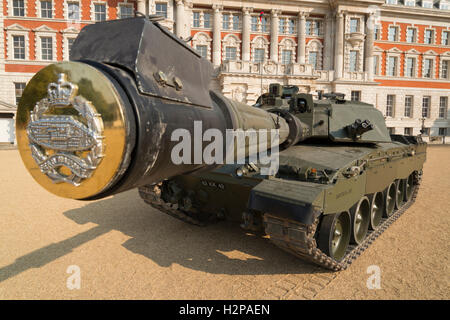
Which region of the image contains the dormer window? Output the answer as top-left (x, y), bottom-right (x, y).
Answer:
top-left (405, 0), bottom-right (415, 6)
top-left (422, 0), bottom-right (433, 8)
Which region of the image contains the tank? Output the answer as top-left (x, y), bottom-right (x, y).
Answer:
top-left (16, 17), bottom-right (427, 271)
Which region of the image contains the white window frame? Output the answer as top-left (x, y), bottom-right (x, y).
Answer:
top-left (440, 56), bottom-right (450, 80)
top-left (386, 52), bottom-right (401, 77)
top-left (424, 28), bottom-right (435, 45)
top-left (251, 36), bottom-right (269, 62)
top-left (62, 27), bottom-right (79, 60)
top-left (406, 27), bottom-right (417, 43)
top-left (404, 50), bottom-right (419, 78)
top-left (442, 30), bottom-right (450, 46)
top-left (6, 24), bottom-right (30, 61)
top-left (192, 32), bottom-right (212, 61)
top-left (221, 34), bottom-right (241, 61)
top-left (9, 0), bottom-right (27, 17)
top-left (388, 25), bottom-right (399, 42)
top-left (439, 97), bottom-right (448, 119)
top-left (386, 94), bottom-right (396, 118)
top-left (39, 0), bottom-right (55, 19)
top-left (65, 1), bottom-right (81, 21)
top-left (422, 96), bottom-right (431, 118)
top-left (34, 25), bottom-right (57, 62)
top-left (422, 53), bottom-right (436, 79)
top-left (91, 1), bottom-right (109, 22)
top-left (404, 95), bottom-right (414, 118)
top-left (118, 1), bottom-right (134, 19)
top-left (279, 38), bottom-right (298, 65)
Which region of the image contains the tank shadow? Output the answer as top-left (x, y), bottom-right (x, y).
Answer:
top-left (0, 189), bottom-right (330, 283)
top-left (62, 190), bottom-right (324, 276)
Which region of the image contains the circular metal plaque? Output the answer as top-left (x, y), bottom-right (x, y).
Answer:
top-left (16, 61), bottom-right (131, 199)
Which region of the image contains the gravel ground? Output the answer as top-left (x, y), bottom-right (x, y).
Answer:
top-left (0, 147), bottom-right (448, 300)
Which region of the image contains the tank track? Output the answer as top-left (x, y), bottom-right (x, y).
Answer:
top-left (264, 172), bottom-right (421, 271)
top-left (138, 184), bottom-right (206, 226)
top-left (139, 172), bottom-right (421, 271)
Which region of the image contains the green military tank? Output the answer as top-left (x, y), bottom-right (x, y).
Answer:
top-left (15, 17), bottom-right (426, 271)
top-left (139, 84), bottom-right (427, 271)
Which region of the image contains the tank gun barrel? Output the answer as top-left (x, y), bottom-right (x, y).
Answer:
top-left (16, 17), bottom-right (291, 200)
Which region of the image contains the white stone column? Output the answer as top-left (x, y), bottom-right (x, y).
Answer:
top-left (175, 0), bottom-right (185, 38)
top-left (323, 13), bottom-right (333, 70)
top-left (297, 11), bottom-right (307, 64)
top-left (184, 1), bottom-right (192, 40)
top-left (137, 0), bottom-right (146, 14)
top-left (212, 4), bottom-right (223, 67)
top-left (270, 10), bottom-right (280, 62)
top-left (365, 13), bottom-right (375, 81)
top-left (242, 7), bottom-right (252, 61)
top-left (334, 11), bottom-right (345, 80)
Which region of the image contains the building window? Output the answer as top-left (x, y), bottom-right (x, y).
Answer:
top-left (424, 30), bottom-right (434, 44)
top-left (68, 38), bottom-right (75, 57)
top-left (222, 14), bottom-right (230, 30)
top-left (387, 56), bottom-right (398, 76)
top-left (423, 58), bottom-right (433, 78)
top-left (388, 26), bottom-right (398, 41)
top-left (422, 128), bottom-right (430, 135)
top-left (225, 47), bottom-right (237, 61)
top-left (13, 0), bottom-right (25, 17)
top-left (387, 127), bottom-right (395, 135)
top-left (14, 82), bottom-right (26, 106)
top-left (251, 16), bottom-right (258, 31)
top-left (232, 15), bottom-right (240, 31)
top-left (254, 48), bottom-right (265, 62)
top-left (351, 91), bottom-right (361, 101)
top-left (68, 2), bottom-right (80, 20)
top-left (155, 2), bottom-right (167, 18)
top-left (94, 3), bottom-right (106, 21)
top-left (306, 20), bottom-right (322, 36)
top-left (439, 128), bottom-right (448, 136)
top-left (405, 96), bottom-right (413, 117)
top-left (404, 128), bottom-right (413, 135)
top-left (41, 37), bottom-right (53, 60)
top-left (193, 12), bottom-right (200, 27)
top-left (406, 28), bottom-right (416, 43)
top-left (279, 18), bottom-right (286, 34)
top-left (443, 31), bottom-right (450, 45)
top-left (40, 1), bottom-right (52, 18)
top-left (422, 0), bottom-right (433, 8)
top-left (405, 0), bottom-right (415, 6)
top-left (12, 35), bottom-right (25, 60)
top-left (440, 97), bottom-right (448, 119)
top-left (196, 45), bottom-right (207, 59)
top-left (422, 96), bottom-right (431, 118)
top-left (119, 5), bottom-right (133, 19)
top-left (281, 50), bottom-right (293, 65)
top-left (374, 55), bottom-right (379, 75)
top-left (386, 0), bottom-right (397, 4)
top-left (441, 60), bottom-right (450, 79)
top-left (349, 51), bottom-right (358, 72)
top-left (288, 19), bottom-right (295, 34)
top-left (386, 95), bottom-right (395, 117)
top-left (442, 60), bottom-right (449, 79)
top-left (406, 57), bottom-right (416, 77)
top-left (308, 51), bottom-right (318, 69)
top-left (204, 13), bottom-right (211, 28)
top-left (261, 17), bottom-right (269, 32)
top-left (374, 25), bottom-right (381, 40)
top-left (349, 18), bottom-right (359, 33)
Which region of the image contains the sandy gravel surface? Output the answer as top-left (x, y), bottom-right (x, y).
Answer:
top-left (0, 147), bottom-right (448, 299)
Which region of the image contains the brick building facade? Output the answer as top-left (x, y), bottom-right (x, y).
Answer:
top-left (1, 0), bottom-right (449, 143)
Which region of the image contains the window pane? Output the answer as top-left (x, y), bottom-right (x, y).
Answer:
top-left (422, 97), bottom-right (430, 118)
top-left (15, 82), bottom-right (26, 105)
top-left (386, 95), bottom-right (395, 117)
top-left (222, 14), bottom-right (230, 30)
top-left (119, 5), bottom-right (133, 19)
top-left (156, 3), bottom-right (167, 18)
top-left (282, 50), bottom-right (292, 65)
top-left (94, 4), bottom-right (106, 21)
top-left (406, 57), bottom-right (415, 77)
top-left (233, 15), bottom-right (240, 31)
top-left (13, 0), bottom-right (25, 17)
top-left (204, 13), bottom-right (211, 28)
top-left (351, 91), bottom-right (361, 101)
top-left (193, 12), bottom-right (200, 27)
top-left (350, 19), bottom-right (359, 33)
top-left (196, 45), bottom-right (207, 59)
top-left (423, 59), bottom-right (432, 78)
top-left (251, 16), bottom-right (258, 32)
top-left (308, 51), bottom-right (317, 69)
top-left (41, 1), bottom-right (52, 18)
top-left (13, 35), bottom-right (25, 59)
top-left (349, 51), bottom-right (358, 72)
top-left (405, 96), bottom-right (413, 117)
top-left (388, 26), bottom-right (397, 41)
top-left (442, 60), bottom-right (449, 79)
top-left (388, 56), bottom-right (397, 76)
top-left (439, 97), bottom-right (448, 119)
top-left (68, 3), bottom-right (80, 20)
top-left (225, 47), bottom-right (237, 61)
top-left (41, 37), bottom-right (52, 60)
top-left (254, 48), bottom-right (265, 62)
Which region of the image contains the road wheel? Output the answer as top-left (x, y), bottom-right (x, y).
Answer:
top-left (395, 179), bottom-right (406, 209)
top-left (370, 192), bottom-right (384, 230)
top-left (318, 212), bottom-right (351, 261)
top-left (384, 182), bottom-right (396, 217)
top-left (350, 197), bottom-right (371, 245)
top-left (405, 173), bottom-right (415, 202)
